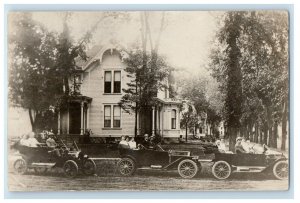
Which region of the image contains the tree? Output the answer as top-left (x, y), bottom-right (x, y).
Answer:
top-left (210, 11), bottom-right (288, 150)
top-left (180, 102), bottom-right (198, 142)
top-left (178, 74), bottom-right (222, 139)
top-left (119, 11), bottom-right (169, 137)
top-left (9, 13), bottom-right (58, 131)
top-left (119, 48), bottom-right (170, 137)
top-left (9, 12), bottom-right (125, 132)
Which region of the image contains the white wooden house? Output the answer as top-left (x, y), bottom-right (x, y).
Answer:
top-left (58, 43), bottom-right (182, 139)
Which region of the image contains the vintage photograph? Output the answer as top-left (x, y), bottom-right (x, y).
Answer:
top-left (7, 10), bottom-right (289, 191)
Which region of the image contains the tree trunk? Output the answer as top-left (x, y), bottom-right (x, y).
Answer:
top-left (259, 126), bottom-right (263, 144)
top-left (249, 123), bottom-right (254, 142)
top-left (272, 121), bottom-right (278, 148)
top-left (268, 125), bottom-right (273, 147)
top-left (228, 127), bottom-right (237, 152)
top-left (28, 108), bottom-right (35, 131)
top-left (134, 108), bottom-right (138, 138)
top-left (254, 123), bottom-right (259, 143)
top-left (263, 124), bottom-right (268, 145)
top-left (281, 101), bottom-right (288, 150)
top-left (185, 123), bottom-right (188, 142)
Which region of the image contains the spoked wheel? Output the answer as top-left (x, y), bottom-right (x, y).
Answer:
top-left (178, 159), bottom-right (199, 179)
top-left (212, 161), bottom-right (231, 180)
top-left (273, 160), bottom-right (289, 180)
top-left (34, 167), bottom-right (47, 174)
top-left (117, 158), bottom-right (136, 176)
top-left (13, 158), bottom-right (27, 175)
top-left (83, 159), bottom-right (97, 175)
top-left (63, 160), bottom-right (79, 178)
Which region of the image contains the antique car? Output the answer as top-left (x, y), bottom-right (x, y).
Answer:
top-left (117, 146), bottom-right (201, 179)
top-left (11, 140), bottom-right (96, 178)
top-left (211, 144), bottom-right (288, 180)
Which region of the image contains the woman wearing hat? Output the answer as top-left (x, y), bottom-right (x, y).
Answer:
top-left (235, 137), bottom-right (247, 154)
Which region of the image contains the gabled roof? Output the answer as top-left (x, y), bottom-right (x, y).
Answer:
top-left (75, 44), bottom-right (103, 69)
top-left (75, 43), bottom-right (128, 72)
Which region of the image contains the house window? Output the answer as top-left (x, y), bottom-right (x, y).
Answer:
top-left (171, 109), bottom-right (176, 129)
top-left (104, 70), bottom-right (121, 94)
top-left (114, 71), bottom-right (121, 93)
top-left (113, 105), bottom-right (121, 127)
top-left (104, 71), bottom-right (112, 93)
top-left (104, 104), bottom-right (121, 128)
top-left (104, 105), bottom-right (111, 127)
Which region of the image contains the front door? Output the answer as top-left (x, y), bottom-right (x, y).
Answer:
top-left (69, 103), bottom-right (81, 134)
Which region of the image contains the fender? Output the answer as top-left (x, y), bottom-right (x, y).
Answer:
top-left (121, 155), bottom-right (137, 163)
top-left (262, 157), bottom-right (288, 172)
top-left (164, 157), bottom-right (200, 170)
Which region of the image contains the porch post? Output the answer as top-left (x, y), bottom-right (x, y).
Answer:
top-left (80, 102), bottom-right (84, 135)
top-left (152, 106), bottom-right (155, 136)
top-left (57, 108), bottom-right (60, 135)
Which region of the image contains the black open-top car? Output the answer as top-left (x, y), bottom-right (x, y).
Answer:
top-left (211, 145), bottom-right (288, 180)
top-left (117, 146), bottom-right (201, 179)
top-left (11, 140), bottom-right (96, 178)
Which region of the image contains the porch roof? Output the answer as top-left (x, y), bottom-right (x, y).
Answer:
top-left (154, 97), bottom-right (182, 105)
top-left (64, 95), bottom-right (93, 103)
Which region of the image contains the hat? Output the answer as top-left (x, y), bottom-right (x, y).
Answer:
top-left (236, 137), bottom-right (242, 142)
top-left (144, 134), bottom-right (149, 137)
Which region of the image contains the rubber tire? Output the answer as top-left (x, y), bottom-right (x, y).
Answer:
top-left (83, 159), bottom-right (97, 175)
top-left (178, 159), bottom-right (199, 179)
top-left (273, 160), bottom-right (288, 180)
top-left (63, 160), bottom-right (79, 178)
top-left (117, 158), bottom-right (136, 176)
top-left (212, 160), bottom-right (232, 180)
top-left (13, 158), bottom-right (27, 175)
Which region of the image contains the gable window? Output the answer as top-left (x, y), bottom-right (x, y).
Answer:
top-left (113, 105), bottom-right (121, 127)
top-left (114, 71), bottom-right (121, 93)
top-left (171, 109), bottom-right (176, 129)
top-left (104, 71), bottom-right (112, 93)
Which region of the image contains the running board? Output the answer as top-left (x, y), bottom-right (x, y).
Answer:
top-left (233, 166), bottom-right (266, 173)
top-left (138, 166), bottom-right (164, 170)
top-left (31, 163), bottom-right (56, 168)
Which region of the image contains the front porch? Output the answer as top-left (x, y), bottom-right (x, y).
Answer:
top-left (58, 95), bottom-right (92, 135)
top-left (145, 97), bottom-right (182, 138)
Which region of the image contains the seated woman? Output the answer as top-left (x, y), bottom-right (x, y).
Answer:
top-left (118, 135), bottom-right (130, 149)
top-left (26, 132), bottom-right (42, 148)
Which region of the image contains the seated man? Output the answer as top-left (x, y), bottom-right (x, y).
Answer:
top-left (235, 137), bottom-right (247, 154)
top-left (46, 135), bottom-right (57, 148)
top-left (138, 134), bottom-right (150, 149)
top-left (46, 134), bottom-right (61, 156)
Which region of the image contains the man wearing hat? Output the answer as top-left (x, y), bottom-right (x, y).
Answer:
top-left (235, 137), bottom-right (247, 154)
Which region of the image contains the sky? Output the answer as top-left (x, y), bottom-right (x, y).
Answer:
top-left (30, 11), bottom-right (222, 76)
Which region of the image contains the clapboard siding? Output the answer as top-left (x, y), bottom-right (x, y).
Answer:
top-left (80, 50), bottom-right (135, 137)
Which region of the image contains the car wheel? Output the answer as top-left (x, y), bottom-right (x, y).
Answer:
top-left (13, 158), bottom-right (27, 175)
top-left (178, 159), bottom-right (198, 179)
top-left (34, 167), bottom-right (47, 174)
top-left (117, 158), bottom-right (136, 176)
top-left (83, 159), bottom-right (97, 175)
top-left (273, 160), bottom-right (288, 180)
top-left (63, 160), bottom-right (79, 178)
top-left (212, 160), bottom-right (231, 180)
